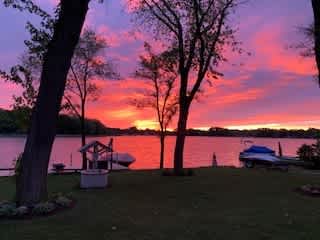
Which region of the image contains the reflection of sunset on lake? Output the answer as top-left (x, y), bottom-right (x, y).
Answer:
top-left (0, 136), bottom-right (315, 173)
top-left (0, 1), bottom-right (319, 130)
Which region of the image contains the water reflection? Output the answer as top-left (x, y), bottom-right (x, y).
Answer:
top-left (0, 136), bottom-right (315, 173)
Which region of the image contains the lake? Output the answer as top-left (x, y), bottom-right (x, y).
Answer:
top-left (0, 136), bottom-right (315, 175)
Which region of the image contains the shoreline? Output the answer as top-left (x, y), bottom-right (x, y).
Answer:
top-left (0, 134), bottom-right (318, 140)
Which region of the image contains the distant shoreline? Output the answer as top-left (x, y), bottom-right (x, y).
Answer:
top-left (0, 133), bottom-right (318, 140)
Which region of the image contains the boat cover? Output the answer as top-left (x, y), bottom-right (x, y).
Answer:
top-left (243, 145), bottom-right (275, 154)
top-left (241, 153), bottom-right (280, 162)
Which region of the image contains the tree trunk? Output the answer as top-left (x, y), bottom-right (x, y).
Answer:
top-left (16, 0), bottom-right (90, 206)
top-left (80, 102), bottom-right (87, 169)
top-left (312, 0), bottom-right (320, 85)
top-left (173, 103), bottom-right (189, 175)
top-left (159, 132), bottom-right (165, 170)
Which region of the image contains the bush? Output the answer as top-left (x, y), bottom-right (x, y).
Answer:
top-left (0, 193), bottom-right (74, 219)
top-left (297, 144), bottom-right (314, 161)
top-left (54, 196), bottom-right (73, 208)
top-left (0, 202), bottom-right (17, 217)
top-left (32, 202), bottom-right (56, 216)
top-left (13, 206), bottom-right (29, 217)
top-left (297, 140), bottom-right (320, 169)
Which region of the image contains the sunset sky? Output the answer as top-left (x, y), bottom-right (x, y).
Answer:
top-left (0, 0), bottom-right (318, 130)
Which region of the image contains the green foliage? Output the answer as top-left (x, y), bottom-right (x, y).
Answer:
top-left (0, 192), bottom-right (73, 219)
top-left (54, 196), bottom-right (73, 208)
top-left (0, 108), bottom-right (117, 135)
top-left (13, 206), bottom-right (29, 217)
top-left (32, 202), bottom-right (56, 215)
top-left (51, 192), bottom-right (73, 208)
top-left (0, 109), bottom-right (19, 132)
top-left (1, 1), bottom-right (56, 109)
top-left (297, 144), bottom-right (315, 161)
top-left (0, 201), bottom-right (17, 217)
top-left (297, 140), bottom-right (320, 169)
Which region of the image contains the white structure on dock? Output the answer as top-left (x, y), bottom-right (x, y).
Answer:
top-left (79, 141), bottom-right (111, 188)
top-left (78, 140), bottom-right (136, 188)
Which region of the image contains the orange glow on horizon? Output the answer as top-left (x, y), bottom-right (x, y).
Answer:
top-left (226, 123), bottom-right (319, 130)
top-left (134, 119), bottom-right (158, 130)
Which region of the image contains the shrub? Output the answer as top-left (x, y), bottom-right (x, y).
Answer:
top-left (0, 202), bottom-right (16, 217)
top-left (13, 206), bottom-right (29, 217)
top-left (54, 196), bottom-right (73, 208)
top-left (297, 140), bottom-right (320, 169)
top-left (297, 144), bottom-right (315, 161)
top-left (32, 202), bottom-right (56, 215)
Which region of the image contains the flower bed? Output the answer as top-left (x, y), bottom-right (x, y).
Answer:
top-left (0, 193), bottom-right (75, 220)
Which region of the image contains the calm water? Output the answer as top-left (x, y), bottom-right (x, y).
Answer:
top-left (0, 136), bottom-right (315, 174)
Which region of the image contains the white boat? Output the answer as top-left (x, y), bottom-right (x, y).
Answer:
top-left (105, 152), bottom-right (136, 167)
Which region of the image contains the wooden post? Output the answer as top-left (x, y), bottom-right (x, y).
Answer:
top-left (93, 144), bottom-right (98, 169)
top-left (212, 152), bottom-right (217, 167)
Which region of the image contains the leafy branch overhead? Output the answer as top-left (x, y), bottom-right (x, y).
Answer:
top-left (1, 2), bottom-right (118, 114)
top-left (0, 1), bottom-right (57, 109)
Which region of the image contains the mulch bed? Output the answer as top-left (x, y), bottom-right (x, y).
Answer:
top-left (0, 199), bottom-right (76, 221)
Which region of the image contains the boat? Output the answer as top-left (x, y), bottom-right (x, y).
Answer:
top-left (90, 152), bottom-right (136, 169)
top-left (105, 152), bottom-right (136, 167)
top-left (80, 140), bottom-right (136, 170)
top-left (239, 145), bottom-right (288, 168)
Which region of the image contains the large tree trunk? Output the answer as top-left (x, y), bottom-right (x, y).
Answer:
top-left (312, 0), bottom-right (320, 85)
top-left (173, 104), bottom-right (189, 175)
top-left (159, 132), bottom-right (165, 170)
top-left (80, 102), bottom-right (87, 169)
top-left (16, 0), bottom-right (90, 206)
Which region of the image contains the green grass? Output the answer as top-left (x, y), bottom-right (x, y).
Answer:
top-left (1, 168), bottom-right (320, 240)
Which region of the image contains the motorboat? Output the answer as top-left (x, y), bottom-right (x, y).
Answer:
top-left (88, 153), bottom-right (135, 170)
top-left (239, 145), bottom-right (288, 168)
top-left (105, 152), bottom-right (136, 167)
top-left (80, 140), bottom-right (136, 170)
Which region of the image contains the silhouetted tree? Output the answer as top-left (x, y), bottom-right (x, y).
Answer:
top-left (312, 0), bottom-right (320, 85)
top-left (3, 0), bottom-right (91, 205)
top-left (65, 29), bottom-right (118, 169)
top-left (0, 54), bottom-right (40, 110)
top-left (132, 42), bottom-right (178, 169)
top-left (129, 0), bottom-right (243, 174)
top-left (1, 6), bottom-right (117, 170)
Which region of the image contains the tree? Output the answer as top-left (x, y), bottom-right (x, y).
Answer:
top-left (312, 0), bottom-right (320, 85)
top-left (296, 1), bottom-right (320, 85)
top-left (0, 54), bottom-right (40, 110)
top-left (129, 0), bottom-right (243, 174)
top-left (4, 0), bottom-right (91, 205)
top-left (2, 5), bottom-right (117, 171)
top-left (65, 29), bottom-right (118, 170)
top-left (132, 42), bottom-right (178, 169)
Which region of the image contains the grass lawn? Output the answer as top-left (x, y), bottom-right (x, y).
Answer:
top-left (1, 168), bottom-right (320, 240)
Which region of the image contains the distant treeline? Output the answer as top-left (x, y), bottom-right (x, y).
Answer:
top-left (0, 108), bottom-right (120, 135)
top-left (1, 108), bottom-right (320, 138)
top-left (185, 127), bottom-right (320, 139)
